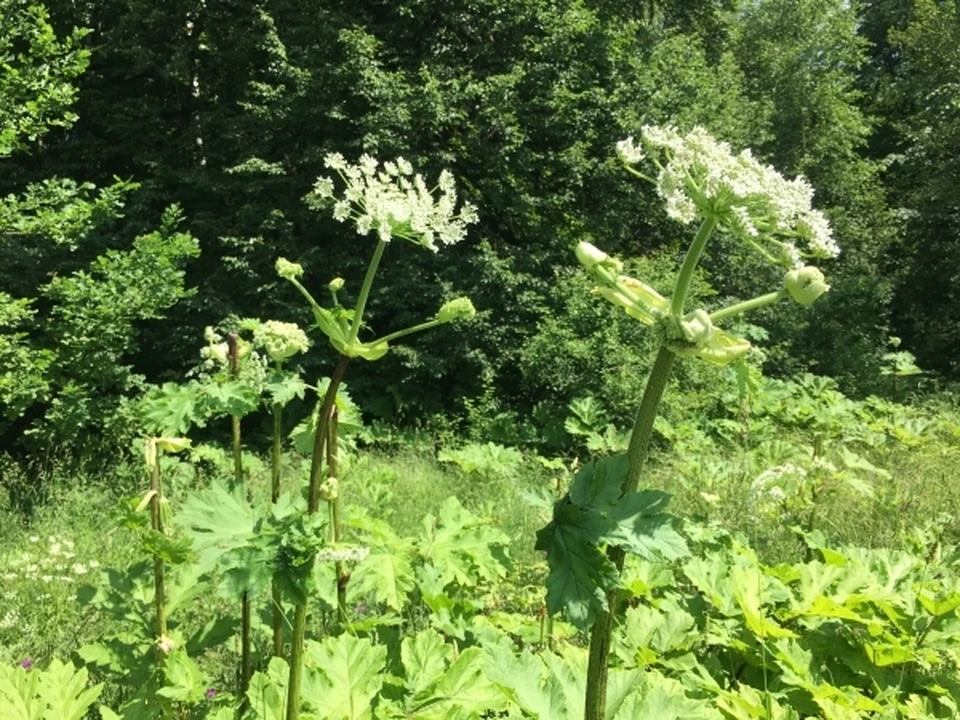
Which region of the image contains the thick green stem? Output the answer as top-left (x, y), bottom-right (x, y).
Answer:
top-left (671, 216), bottom-right (718, 316)
top-left (583, 217), bottom-right (718, 720)
top-left (348, 240), bottom-right (387, 345)
top-left (326, 410), bottom-right (348, 627)
top-left (287, 354), bottom-right (351, 720)
top-left (710, 289), bottom-right (787, 323)
top-left (271, 402), bottom-right (284, 657)
top-left (227, 334), bottom-right (252, 712)
top-left (150, 450), bottom-right (167, 668)
top-left (583, 345), bottom-right (676, 720)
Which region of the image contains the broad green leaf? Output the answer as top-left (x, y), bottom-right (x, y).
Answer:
top-left (603, 490), bottom-right (688, 561)
top-left (401, 630), bottom-right (449, 702)
top-left (684, 553), bottom-right (738, 616)
top-left (864, 640), bottom-right (914, 666)
top-left (305, 635), bottom-right (386, 720)
top-left (425, 647), bottom-right (504, 717)
top-left (202, 380), bottom-right (260, 418)
top-left (613, 672), bottom-right (722, 719)
top-left (349, 551), bottom-right (416, 612)
top-left (36, 659), bottom-right (104, 720)
top-left (616, 598), bottom-right (699, 666)
top-left (141, 381), bottom-right (207, 435)
top-left (483, 645), bottom-right (568, 719)
top-left (536, 500), bottom-right (619, 630)
top-left (155, 651), bottom-right (204, 703)
top-left (418, 497), bottom-right (510, 587)
top-left (177, 481), bottom-right (257, 574)
top-left (569, 454), bottom-right (628, 509)
top-left (247, 658), bottom-right (288, 720)
top-left (264, 372), bottom-right (307, 407)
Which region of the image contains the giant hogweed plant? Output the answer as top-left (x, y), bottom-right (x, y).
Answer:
top-left (535, 125), bottom-right (839, 720)
top-left (275, 152), bottom-right (478, 719)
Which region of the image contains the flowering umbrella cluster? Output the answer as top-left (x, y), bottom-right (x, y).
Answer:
top-left (578, 125), bottom-right (839, 365)
top-left (311, 153), bottom-right (479, 252)
top-left (617, 125), bottom-right (839, 267)
top-left (282, 153), bottom-right (478, 361)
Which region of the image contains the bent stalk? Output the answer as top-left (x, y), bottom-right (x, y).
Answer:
top-left (286, 354), bottom-right (350, 720)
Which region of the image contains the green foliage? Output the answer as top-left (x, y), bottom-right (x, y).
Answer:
top-left (536, 455), bottom-right (687, 629)
top-left (0, 1), bottom-right (89, 156)
top-left (0, 658), bottom-right (108, 720)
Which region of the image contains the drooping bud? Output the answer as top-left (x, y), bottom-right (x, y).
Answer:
top-left (436, 297), bottom-right (476, 323)
top-left (784, 266), bottom-right (829, 306)
top-left (276, 257), bottom-right (304, 281)
top-left (156, 437), bottom-right (191, 454)
top-left (329, 277), bottom-right (345, 293)
top-left (575, 242), bottom-right (609, 270)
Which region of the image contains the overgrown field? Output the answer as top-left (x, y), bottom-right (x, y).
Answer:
top-left (2, 369), bottom-right (960, 718)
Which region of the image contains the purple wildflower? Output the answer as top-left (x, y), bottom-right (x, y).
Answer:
top-left (205, 687), bottom-right (217, 700)
top-left (20, 659), bottom-right (33, 670)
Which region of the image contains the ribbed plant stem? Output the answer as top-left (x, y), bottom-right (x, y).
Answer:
top-left (271, 402), bottom-right (284, 657)
top-left (227, 333), bottom-right (252, 713)
top-left (326, 409), bottom-right (348, 626)
top-left (583, 345), bottom-right (676, 720)
top-left (286, 354), bottom-right (350, 720)
top-left (150, 451), bottom-right (167, 668)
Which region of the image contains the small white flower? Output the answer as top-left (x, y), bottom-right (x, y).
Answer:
top-left (72, 563), bottom-right (87, 575)
top-left (315, 546), bottom-right (370, 563)
top-left (28, 536), bottom-right (39, 543)
top-left (615, 136), bottom-right (645, 164)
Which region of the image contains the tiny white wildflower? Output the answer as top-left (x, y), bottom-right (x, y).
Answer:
top-left (28, 536), bottom-right (39, 543)
top-left (313, 177), bottom-right (335, 198)
top-left (324, 153), bottom-right (346, 171)
top-left (72, 563), bottom-right (87, 575)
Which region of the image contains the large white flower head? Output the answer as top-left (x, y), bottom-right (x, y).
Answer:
top-left (310, 153), bottom-right (479, 252)
top-left (621, 125), bottom-right (840, 267)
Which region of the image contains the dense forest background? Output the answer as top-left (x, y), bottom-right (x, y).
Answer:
top-left (1, 0), bottom-right (958, 469)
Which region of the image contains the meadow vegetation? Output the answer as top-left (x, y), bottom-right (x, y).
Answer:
top-left (3, 1), bottom-right (960, 719)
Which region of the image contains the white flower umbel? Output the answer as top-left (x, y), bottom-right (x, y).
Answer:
top-left (310, 153), bottom-right (479, 253)
top-left (620, 125), bottom-right (840, 267)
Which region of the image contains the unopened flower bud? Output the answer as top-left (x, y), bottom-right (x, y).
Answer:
top-left (255, 320), bottom-right (310, 362)
top-left (276, 258), bottom-right (304, 281)
top-left (575, 242), bottom-right (608, 270)
top-left (329, 277), bottom-right (345, 292)
top-left (680, 309), bottom-right (714, 346)
top-left (784, 266), bottom-right (829, 306)
top-left (436, 297), bottom-right (476, 323)
top-left (319, 477), bottom-right (339, 501)
top-left (157, 635), bottom-right (176, 654)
